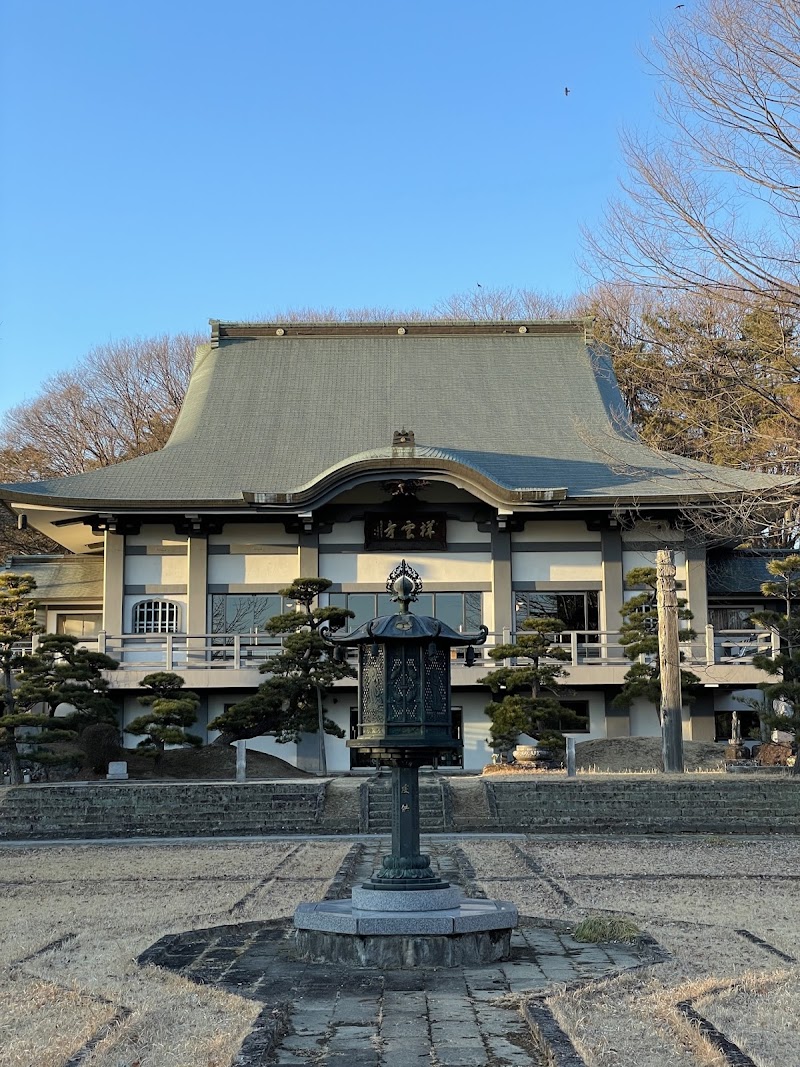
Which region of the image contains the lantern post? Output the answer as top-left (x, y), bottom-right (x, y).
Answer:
top-left (326, 560), bottom-right (487, 893)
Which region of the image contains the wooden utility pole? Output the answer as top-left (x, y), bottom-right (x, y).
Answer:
top-left (657, 548), bottom-right (685, 773)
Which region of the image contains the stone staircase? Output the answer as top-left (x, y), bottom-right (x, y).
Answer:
top-left (2, 775), bottom-right (799, 841)
top-left (364, 773), bottom-right (450, 833)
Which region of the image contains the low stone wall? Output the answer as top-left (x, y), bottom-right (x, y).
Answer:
top-left (1, 775), bottom-right (798, 840)
top-left (0, 781), bottom-right (327, 840)
top-left (466, 776), bottom-right (800, 835)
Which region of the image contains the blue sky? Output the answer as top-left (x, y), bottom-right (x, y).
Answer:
top-left (1, 0), bottom-right (671, 411)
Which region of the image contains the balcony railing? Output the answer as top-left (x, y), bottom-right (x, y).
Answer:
top-left (19, 625), bottom-right (780, 673)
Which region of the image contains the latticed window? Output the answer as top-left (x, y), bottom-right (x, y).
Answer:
top-left (132, 600), bottom-right (180, 634)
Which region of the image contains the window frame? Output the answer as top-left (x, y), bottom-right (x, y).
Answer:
top-left (132, 599), bottom-right (181, 634)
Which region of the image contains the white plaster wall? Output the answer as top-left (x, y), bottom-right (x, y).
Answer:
top-left (513, 521), bottom-right (601, 543)
top-left (447, 521), bottom-right (490, 544)
top-left (319, 551), bottom-right (491, 585)
top-left (127, 526), bottom-right (188, 548)
top-left (125, 553), bottom-right (188, 586)
top-left (714, 688), bottom-right (762, 711)
top-left (459, 690), bottom-right (493, 770)
top-left (207, 553), bottom-right (299, 585)
top-left (323, 705), bottom-right (352, 773)
top-left (629, 698), bottom-right (661, 737)
top-left (209, 524), bottom-right (296, 546)
top-left (510, 551), bottom-right (603, 582)
top-left (622, 549), bottom-right (687, 578)
top-left (320, 521), bottom-right (362, 545)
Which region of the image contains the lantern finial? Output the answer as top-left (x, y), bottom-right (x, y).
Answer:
top-left (386, 559), bottom-right (422, 613)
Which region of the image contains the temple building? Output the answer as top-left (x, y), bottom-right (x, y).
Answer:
top-left (0, 320), bottom-right (793, 771)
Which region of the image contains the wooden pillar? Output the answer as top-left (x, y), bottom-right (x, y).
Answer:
top-left (600, 528), bottom-right (624, 633)
top-left (299, 530), bottom-right (319, 577)
top-left (601, 528), bottom-right (630, 737)
top-left (490, 526), bottom-right (513, 636)
top-left (186, 534), bottom-right (208, 634)
top-left (657, 548), bottom-right (684, 773)
top-left (102, 531), bottom-right (125, 635)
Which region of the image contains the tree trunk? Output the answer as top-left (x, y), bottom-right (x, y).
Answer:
top-left (657, 548), bottom-right (685, 774)
top-left (5, 741), bottom-right (23, 785)
top-left (316, 686), bottom-right (327, 776)
top-left (2, 661), bottom-right (23, 785)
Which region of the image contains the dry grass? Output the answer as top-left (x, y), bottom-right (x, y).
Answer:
top-left (459, 836), bottom-right (800, 1067)
top-left (0, 840), bottom-right (350, 1067)
top-left (3, 834), bottom-right (800, 1065)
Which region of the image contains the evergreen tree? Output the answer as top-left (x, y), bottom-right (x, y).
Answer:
top-left (751, 554), bottom-right (800, 773)
top-left (126, 672), bottom-right (201, 754)
top-left (613, 566), bottom-right (701, 712)
top-left (210, 578), bottom-right (355, 774)
top-left (11, 634), bottom-right (119, 776)
top-left (0, 573), bottom-right (41, 784)
top-left (479, 618), bottom-right (586, 755)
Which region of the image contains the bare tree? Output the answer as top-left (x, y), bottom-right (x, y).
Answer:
top-left (0, 333), bottom-right (202, 482)
top-left (584, 0), bottom-right (800, 308)
top-left (585, 282), bottom-right (800, 477)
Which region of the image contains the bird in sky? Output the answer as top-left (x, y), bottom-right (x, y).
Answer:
top-left (564, 87), bottom-right (570, 96)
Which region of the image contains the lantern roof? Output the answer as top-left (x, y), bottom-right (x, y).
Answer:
top-left (328, 612), bottom-right (488, 647)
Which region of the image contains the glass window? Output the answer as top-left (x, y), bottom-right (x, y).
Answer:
top-left (210, 594), bottom-right (286, 634)
top-left (330, 592), bottom-right (484, 630)
top-left (514, 592), bottom-right (599, 632)
top-left (709, 605), bottom-right (759, 630)
top-left (56, 613), bottom-right (102, 638)
top-left (132, 600), bottom-right (180, 634)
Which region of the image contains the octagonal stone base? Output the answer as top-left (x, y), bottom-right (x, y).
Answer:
top-left (292, 895), bottom-right (518, 968)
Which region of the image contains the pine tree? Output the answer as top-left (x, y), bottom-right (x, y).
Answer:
top-left (479, 618), bottom-right (586, 756)
top-left (751, 554), bottom-right (800, 774)
top-left (210, 578), bottom-right (355, 774)
top-left (11, 634), bottom-right (119, 776)
top-left (0, 573), bottom-right (41, 784)
top-left (613, 566), bottom-right (701, 712)
top-left (126, 672), bottom-right (201, 754)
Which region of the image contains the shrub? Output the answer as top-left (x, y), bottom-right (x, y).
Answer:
top-left (573, 915), bottom-right (642, 944)
top-left (79, 723), bottom-right (122, 774)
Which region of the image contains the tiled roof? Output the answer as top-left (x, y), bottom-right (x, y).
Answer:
top-left (0, 323), bottom-right (793, 509)
top-left (2, 555), bottom-right (104, 599)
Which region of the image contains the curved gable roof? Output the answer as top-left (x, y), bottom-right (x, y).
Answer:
top-left (0, 321), bottom-right (793, 510)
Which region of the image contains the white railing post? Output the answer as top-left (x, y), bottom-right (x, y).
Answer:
top-left (771, 629), bottom-right (781, 656)
top-left (705, 624), bottom-right (715, 665)
top-left (98, 630), bottom-right (107, 654)
top-left (165, 634), bottom-right (173, 671)
top-left (502, 628), bottom-right (512, 666)
top-left (234, 634), bottom-right (241, 670)
top-left (570, 631), bottom-right (579, 666)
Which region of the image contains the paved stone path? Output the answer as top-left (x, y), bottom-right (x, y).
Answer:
top-left (139, 838), bottom-right (663, 1066)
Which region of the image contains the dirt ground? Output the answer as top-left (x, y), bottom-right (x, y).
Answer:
top-left (2, 835), bottom-right (798, 1067)
top-left (574, 737), bottom-right (727, 773)
top-left (27, 743), bottom-right (311, 782)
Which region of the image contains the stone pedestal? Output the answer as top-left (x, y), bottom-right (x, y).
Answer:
top-left (293, 893), bottom-right (518, 967)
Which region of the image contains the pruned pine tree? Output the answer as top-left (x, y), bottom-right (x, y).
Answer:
top-left (0, 573), bottom-right (41, 784)
top-left (751, 554), bottom-right (800, 773)
top-left (210, 578), bottom-right (355, 775)
top-left (11, 634), bottom-right (119, 776)
top-left (613, 567), bottom-right (701, 713)
top-left (479, 618), bottom-right (585, 756)
top-left (127, 672), bottom-right (201, 755)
